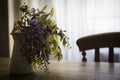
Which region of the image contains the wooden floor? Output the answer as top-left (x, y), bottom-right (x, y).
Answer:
top-left (0, 58), bottom-right (120, 80)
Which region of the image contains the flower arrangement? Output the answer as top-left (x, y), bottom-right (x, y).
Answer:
top-left (11, 4), bottom-right (70, 71)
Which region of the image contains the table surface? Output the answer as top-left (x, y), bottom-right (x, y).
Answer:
top-left (0, 58), bottom-right (120, 80)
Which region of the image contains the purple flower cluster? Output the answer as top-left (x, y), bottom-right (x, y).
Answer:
top-left (22, 19), bottom-right (42, 47)
top-left (29, 17), bottom-right (39, 26)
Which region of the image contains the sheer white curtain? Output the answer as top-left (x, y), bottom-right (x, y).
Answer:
top-left (51, 0), bottom-right (120, 61)
top-left (9, 0), bottom-right (120, 61)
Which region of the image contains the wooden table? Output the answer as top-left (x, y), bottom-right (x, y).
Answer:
top-left (0, 58), bottom-right (120, 80)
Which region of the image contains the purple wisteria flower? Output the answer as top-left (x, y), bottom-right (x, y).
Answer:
top-left (29, 18), bottom-right (39, 26)
top-left (31, 8), bottom-right (36, 12)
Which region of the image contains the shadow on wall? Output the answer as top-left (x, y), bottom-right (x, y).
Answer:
top-left (0, 0), bottom-right (9, 57)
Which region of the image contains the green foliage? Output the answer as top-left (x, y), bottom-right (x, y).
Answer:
top-left (12, 4), bottom-right (70, 71)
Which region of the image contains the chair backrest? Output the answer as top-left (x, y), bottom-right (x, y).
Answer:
top-left (76, 32), bottom-right (120, 62)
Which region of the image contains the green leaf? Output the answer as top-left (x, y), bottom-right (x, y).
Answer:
top-left (46, 38), bottom-right (52, 43)
top-left (58, 52), bottom-right (63, 61)
top-left (32, 62), bottom-right (37, 71)
top-left (60, 35), bottom-right (64, 42)
top-left (50, 8), bottom-right (54, 17)
top-left (17, 21), bottom-right (22, 27)
top-left (54, 47), bottom-right (63, 61)
top-left (54, 34), bottom-right (59, 41)
top-left (39, 14), bottom-right (49, 22)
top-left (11, 23), bottom-right (20, 33)
top-left (41, 5), bottom-right (47, 12)
top-left (63, 37), bottom-right (67, 46)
